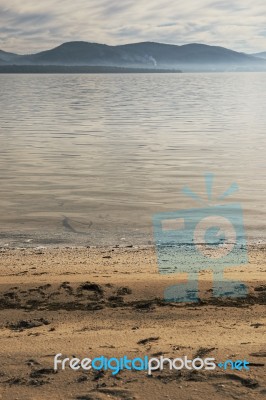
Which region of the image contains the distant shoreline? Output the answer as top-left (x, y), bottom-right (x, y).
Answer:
top-left (0, 65), bottom-right (182, 74)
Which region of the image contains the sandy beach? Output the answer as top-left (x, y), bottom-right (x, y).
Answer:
top-left (0, 245), bottom-right (265, 400)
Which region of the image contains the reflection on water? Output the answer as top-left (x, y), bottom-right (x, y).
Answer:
top-left (0, 73), bottom-right (265, 246)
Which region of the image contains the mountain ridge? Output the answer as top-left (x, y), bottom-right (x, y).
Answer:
top-left (1, 41), bottom-right (266, 71)
top-left (251, 51), bottom-right (266, 59)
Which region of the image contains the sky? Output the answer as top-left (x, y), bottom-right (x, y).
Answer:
top-left (0, 0), bottom-right (266, 54)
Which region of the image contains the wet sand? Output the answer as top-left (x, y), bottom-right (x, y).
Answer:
top-left (0, 245), bottom-right (265, 399)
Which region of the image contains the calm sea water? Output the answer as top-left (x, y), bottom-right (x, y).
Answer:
top-left (0, 73), bottom-right (265, 247)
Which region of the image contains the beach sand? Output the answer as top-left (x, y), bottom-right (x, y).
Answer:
top-left (0, 245), bottom-right (265, 399)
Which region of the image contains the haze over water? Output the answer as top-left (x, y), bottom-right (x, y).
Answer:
top-left (0, 73), bottom-right (265, 247)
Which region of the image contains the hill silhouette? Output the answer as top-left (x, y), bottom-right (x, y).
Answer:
top-left (1, 41), bottom-right (266, 71)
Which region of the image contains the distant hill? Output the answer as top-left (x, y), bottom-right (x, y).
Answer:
top-left (115, 42), bottom-right (258, 67)
top-left (251, 51), bottom-right (266, 60)
top-left (1, 41), bottom-right (266, 71)
top-left (0, 49), bottom-right (20, 63)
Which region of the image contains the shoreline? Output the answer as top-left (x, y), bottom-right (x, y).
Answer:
top-left (1, 239), bottom-right (266, 250)
top-left (0, 65), bottom-right (182, 74)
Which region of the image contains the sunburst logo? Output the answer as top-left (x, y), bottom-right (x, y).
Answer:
top-left (152, 173), bottom-right (248, 302)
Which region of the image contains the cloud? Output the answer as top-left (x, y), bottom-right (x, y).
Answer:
top-left (0, 0), bottom-right (265, 53)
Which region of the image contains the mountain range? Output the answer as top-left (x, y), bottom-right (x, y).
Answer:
top-left (1, 41), bottom-right (266, 71)
top-left (251, 51), bottom-right (266, 60)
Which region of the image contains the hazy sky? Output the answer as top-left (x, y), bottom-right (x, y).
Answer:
top-left (0, 0), bottom-right (265, 54)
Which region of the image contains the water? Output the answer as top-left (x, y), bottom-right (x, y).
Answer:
top-left (0, 73), bottom-right (265, 247)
